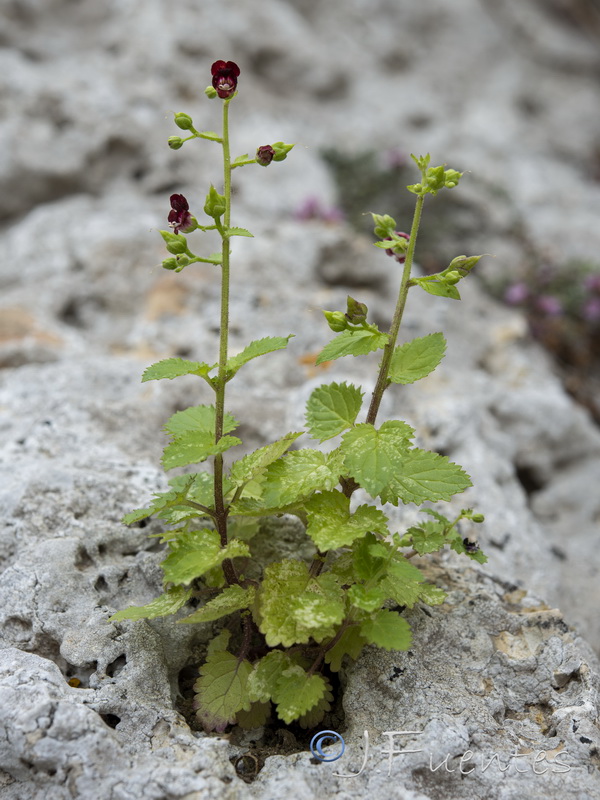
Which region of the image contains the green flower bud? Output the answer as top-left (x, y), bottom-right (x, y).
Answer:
top-left (271, 141), bottom-right (294, 162)
top-left (203, 185), bottom-right (226, 219)
top-left (174, 112), bottom-right (194, 131)
top-left (162, 257), bottom-right (178, 270)
top-left (425, 165), bottom-right (445, 194)
top-left (444, 168), bottom-right (462, 188)
top-left (346, 295), bottom-right (368, 324)
top-left (176, 254), bottom-right (191, 268)
top-left (444, 270), bottom-right (462, 285)
top-left (205, 85), bottom-right (218, 99)
top-left (168, 136), bottom-right (184, 150)
top-left (372, 213), bottom-right (397, 239)
top-left (160, 229), bottom-right (188, 255)
top-left (323, 310), bottom-right (348, 332)
top-left (472, 513), bottom-right (485, 523)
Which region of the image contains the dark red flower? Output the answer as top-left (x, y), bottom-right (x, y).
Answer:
top-left (168, 194), bottom-right (194, 234)
top-left (211, 60), bottom-right (240, 99)
top-left (256, 145), bottom-right (275, 167)
top-left (385, 231), bottom-right (410, 262)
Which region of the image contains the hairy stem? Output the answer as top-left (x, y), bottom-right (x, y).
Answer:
top-left (214, 98), bottom-right (237, 586)
top-left (365, 193), bottom-right (424, 426)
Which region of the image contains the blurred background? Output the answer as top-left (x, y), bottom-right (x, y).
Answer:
top-left (1, 0), bottom-right (600, 649)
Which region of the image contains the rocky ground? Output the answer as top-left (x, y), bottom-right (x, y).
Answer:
top-left (1, 1), bottom-right (600, 798)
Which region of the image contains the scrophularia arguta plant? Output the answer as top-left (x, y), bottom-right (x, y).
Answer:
top-left (110, 61), bottom-right (488, 731)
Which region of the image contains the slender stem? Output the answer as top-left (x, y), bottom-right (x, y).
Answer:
top-left (366, 193), bottom-right (425, 426)
top-left (213, 98), bottom-right (237, 585)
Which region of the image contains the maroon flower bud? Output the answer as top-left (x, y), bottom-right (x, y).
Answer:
top-left (168, 194), bottom-right (194, 234)
top-left (211, 60), bottom-right (240, 99)
top-left (384, 231), bottom-right (410, 262)
top-left (256, 144), bottom-right (275, 167)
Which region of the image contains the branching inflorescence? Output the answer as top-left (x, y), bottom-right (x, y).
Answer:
top-left (110, 61), bottom-right (487, 732)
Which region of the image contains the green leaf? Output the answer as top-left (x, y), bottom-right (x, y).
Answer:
top-left (247, 651), bottom-right (292, 703)
top-left (142, 358), bottom-right (215, 383)
top-left (315, 328), bottom-right (388, 365)
top-left (261, 449), bottom-right (344, 508)
top-left (228, 432), bottom-right (303, 487)
top-left (379, 448), bottom-right (472, 505)
top-left (257, 560), bottom-right (345, 647)
top-left (226, 335), bottom-right (293, 375)
top-left (122, 476), bottom-right (197, 525)
top-left (450, 538), bottom-right (488, 564)
top-left (236, 701), bottom-right (271, 729)
top-left (197, 130), bottom-right (222, 142)
top-left (109, 585), bottom-right (193, 622)
top-left (414, 277), bottom-right (461, 300)
top-left (272, 665), bottom-right (328, 724)
top-left (388, 333), bottom-right (446, 385)
top-left (340, 421), bottom-right (414, 496)
top-left (352, 532), bottom-right (386, 582)
top-left (232, 153), bottom-right (250, 167)
top-left (163, 405), bottom-right (238, 438)
top-left (348, 584), bottom-right (387, 613)
top-left (360, 609), bottom-right (412, 651)
top-left (162, 434), bottom-right (241, 470)
top-left (194, 631), bottom-right (253, 731)
top-left (379, 554), bottom-right (427, 607)
top-left (227, 227), bottom-right (254, 238)
top-left (179, 585), bottom-right (255, 624)
top-left (296, 679), bottom-right (334, 729)
top-left (305, 490), bottom-right (389, 551)
top-left (161, 529), bottom-right (249, 585)
top-left (418, 584), bottom-right (447, 605)
top-left (305, 382), bottom-right (364, 442)
top-left (406, 522), bottom-right (447, 554)
top-left (324, 627), bottom-right (367, 672)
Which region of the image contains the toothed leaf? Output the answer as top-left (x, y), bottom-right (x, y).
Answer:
top-left (340, 421), bottom-right (414, 496)
top-left (229, 432), bottom-right (303, 487)
top-left (161, 529), bottom-right (249, 585)
top-left (316, 327), bottom-right (388, 366)
top-left (305, 381), bottom-right (364, 442)
top-left (109, 585), bottom-right (193, 622)
top-left (379, 448), bottom-right (472, 505)
top-left (272, 665), bottom-right (328, 724)
top-left (142, 358), bottom-right (215, 382)
top-left (360, 609), bottom-right (412, 651)
top-left (305, 490), bottom-right (389, 551)
top-left (226, 335), bottom-right (293, 374)
top-left (179, 585), bottom-right (255, 624)
top-left (388, 333), bottom-right (446, 385)
top-left (262, 449), bottom-right (344, 508)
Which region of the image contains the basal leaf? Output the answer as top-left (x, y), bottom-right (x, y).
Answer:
top-left (347, 584), bottom-right (387, 613)
top-left (236, 701), bottom-right (271, 729)
top-left (142, 358), bottom-right (215, 382)
top-left (257, 560), bottom-right (345, 647)
top-left (226, 335), bottom-right (293, 374)
top-left (179, 585), bottom-right (255, 624)
top-left (315, 328), bottom-right (388, 366)
top-left (360, 609), bottom-right (412, 651)
top-left (340, 421), bottom-right (414, 497)
top-left (109, 585), bottom-right (193, 622)
top-left (305, 490), bottom-right (389, 551)
top-left (161, 529), bottom-right (249, 585)
top-left (247, 651), bottom-right (292, 703)
top-left (352, 532), bottom-right (386, 582)
top-left (296, 678), bottom-right (334, 729)
top-left (194, 632), bottom-right (253, 732)
top-left (305, 382), bottom-right (364, 442)
top-left (388, 333), bottom-right (446, 385)
top-left (228, 432), bottom-right (303, 487)
top-left (272, 665), bottom-right (327, 724)
top-left (379, 448), bottom-right (472, 505)
top-left (262, 449), bottom-right (344, 508)
top-left (324, 626), bottom-right (367, 672)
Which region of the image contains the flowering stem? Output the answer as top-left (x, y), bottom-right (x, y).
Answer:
top-left (365, 192), bottom-right (424, 426)
top-left (214, 97), bottom-right (237, 586)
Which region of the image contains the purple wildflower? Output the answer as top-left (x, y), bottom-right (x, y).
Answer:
top-left (504, 282), bottom-right (529, 306)
top-left (211, 60), bottom-right (240, 99)
top-left (168, 194), bottom-right (194, 234)
top-left (582, 296), bottom-right (600, 322)
top-left (384, 231), bottom-right (410, 263)
top-left (535, 295), bottom-right (563, 316)
top-left (256, 145), bottom-right (275, 167)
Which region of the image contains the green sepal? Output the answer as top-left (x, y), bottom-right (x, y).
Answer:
top-left (204, 185), bottom-right (226, 219)
top-left (271, 142), bottom-right (294, 162)
top-left (316, 327), bottom-right (388, 365)
top-left (193, 630), bottom-right (253, 732)
top-left (226, 335), bottom-right (293, 376)
top-left (305, 490), bottom-right (389, 551)
top-left (142, 358), bottom-right (215, 384)
top-left (305, 381), bottom-right (364, 442)
top-left (179, 585), bottom-right (255, 624)
top-left (159, 229), bottom-right (187, 255)
top-left (109, 585), bottom-right (193, 622)
top-left (388, 333), bottom-right (446, 385)
top-left (360, 609), bottom-right (412, 651)
top-left (372, 213), bottom-right (397, 239)
top-left (161, 528), bottom-right (250, 585)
